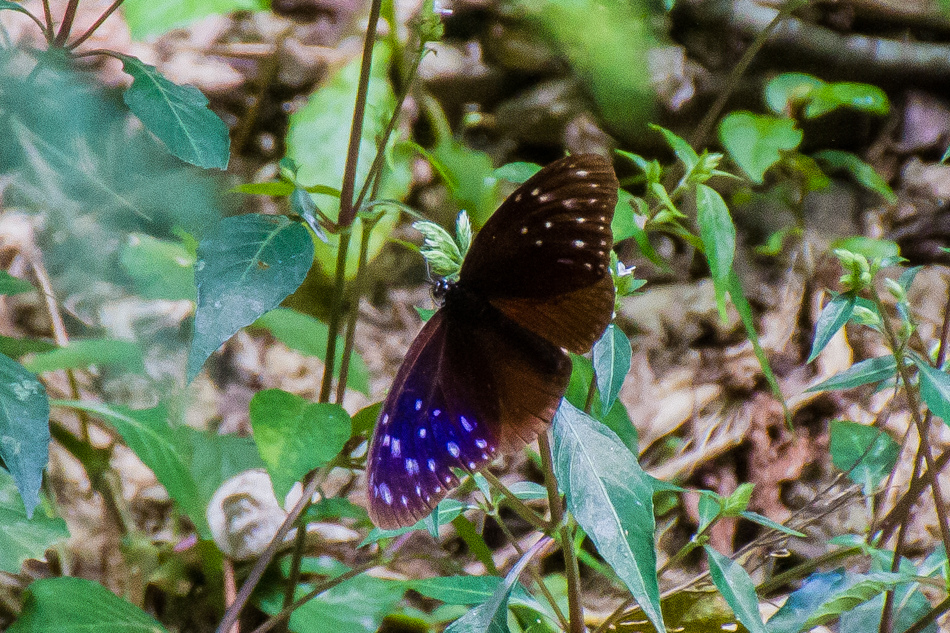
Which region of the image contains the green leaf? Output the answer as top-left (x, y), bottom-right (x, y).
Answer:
top-left (695, 184), bottom-right (736, 319)
top-left (231, 182), bottom-right (296, 196)
top-left (592, 324), bottom-right (631, 416)
top-left (801, 572), bottom-right (914, 630)
top-left (494, 162), bottom-right (541, 184)
top-left (253, 308), bottom-right (370, 394)
top-left (718, 112), bottom-right (803, 184)
top-left (914, 357), bottom-right (950, 425)
top-left (552, 401), bottom-right (665, 633)
top-left (813, 150), bottom-right (896, 203)
top-left (188, 214), bottom-right (314, 382)
top-left (9, 577), bottom-right (168, 633)
top-left (286, 43), bottom-right (410, 278)
top-left (808, 293), bottom-right (856, 363)
top-left (726, 272), bottom-right (787, 420)
top-left (116, 54), bottom-right (230, 170)
top-left (651, 124), bottom-right (699, 171)
top-left (805, 82), bottom-right (889, 119)
top-left (0, 270), bottom-right (34, 296)
top-left (0, 469), bottom-right (68, 574)
top-left (259, 573), bottom-right (405, 633)
top-left (23, 339), bottom-right (145, 374)
top-left (444, 539), bottom-right (547, 633)
top-left (807, 355), bottom-right (897, 392)
top-left (0, 353), bottom-right (49, 518)
top-left (829, 420), bottom-right (899, 495)
top-left (611, 190), bottom-right (638, 243)
top-left (565, 355), bottom-right (638, 451)
top-left (52, 401), bottom-right (207, 537)
top-left (0, 1), bottom-right (36, 18)
top-left (768, 569), bottom-right (850, 633)
top-left (120, 233), bottom-right (196, 301)
top-left (122, 0), bottom-right (266, 39)
top-left (0, 336), bottom-right (57, 359)
top-left (765, 72), bottom-right (825, 116)
top-left (704, 546), bottom-right (768, 633)
top-left (410, 576), bottom-right (502, 605)
top-left (739, 511), bottom-right (806, 538)
top-left (830, 236), bottom-right (900, 261)
top-left (249, 390), bottom-right (351, 499)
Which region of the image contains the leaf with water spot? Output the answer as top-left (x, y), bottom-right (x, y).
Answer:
top-left (552, 401), bottom-right (665, 633)
top-left (188, 214), bottom-right (313, 381)
top-left (0, 353), bottom-right (49, 518)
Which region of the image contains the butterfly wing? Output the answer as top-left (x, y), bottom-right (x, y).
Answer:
top-left (459, 154), bottom-right (618, 353)
top-left (366, 308), bottom-right (570, 529)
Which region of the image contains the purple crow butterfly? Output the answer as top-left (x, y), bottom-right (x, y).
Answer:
top-left (367, 154), bottom-right (619, 528)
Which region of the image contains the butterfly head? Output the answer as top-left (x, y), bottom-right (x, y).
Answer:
top-left (432, 277), bottom-right (454, 304)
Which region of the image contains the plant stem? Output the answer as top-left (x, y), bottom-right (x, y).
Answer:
top-left (334, 212), bottom-right (381, 404)
top-left (319, 0), bottom-right (382, 402)
top-left (65, 0), bottom-right (124, 50)
top-left (319, 226), bottom-right (351, 403)
top-left (539, 432), bottom-right (584, 632)
top-left (870, 285), bottom-right (950, 554)
top-left (480, 469), bottom-right (548, 531)
top-left (689, 0), bottom-right (808, 148)
top-left (52, 0), bottom-right (79, 46)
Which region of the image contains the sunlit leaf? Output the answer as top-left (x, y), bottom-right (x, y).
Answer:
top-left (249, 389), bottom-right (351, 498)
top-left (552, 401), bottom-right (664, 632)
top-left (704, 546), bottom-right (768, 633)
top-left (719, 112), bottom-right (802, 184)
top-left (829, 420), bottom-right (899, 494)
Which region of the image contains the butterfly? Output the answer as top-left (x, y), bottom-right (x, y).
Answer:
top-left (367, 154), bottom-right (619, 528)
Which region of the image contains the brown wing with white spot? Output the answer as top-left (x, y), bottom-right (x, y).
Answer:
top-left (458, 154), bottom-right (618, 352)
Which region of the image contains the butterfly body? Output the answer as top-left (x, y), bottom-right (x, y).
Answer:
top-left (367, 154), bottom-right (619, 528)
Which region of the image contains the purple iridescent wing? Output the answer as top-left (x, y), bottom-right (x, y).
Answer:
top-left (366, 309), bottom-right (570, 529)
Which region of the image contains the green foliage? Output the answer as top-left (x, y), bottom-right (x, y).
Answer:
top-left (54, 401), bottom-right (263, 538)
top-left (829, 421), bottom-right (900, 494)
top-left (718, 112), bottom-right (803, 184)
top-left (188, 214), bottom-right (314, 381)
top-left (704, 546), bottom-right (768, 633)
top-left (286, 43), bottom-right (411, 279)
top-left (0, 271), bottom-right (34, 296)
top-left (117, 54), bottom-right (230, 170)
top-left (0, 469), bottom-right (68, 574)
top-left (413, 212), bottom-right (472, 279)
top-left (23, 339), bottom-right (145, 374)
top-left (122, 0), bottom-right (267, 38)
top-left (119, 233), bottom-right (197, 301)
top-left (553, 401), bottom-right (664, 633)
top-left (766, 73), bottom-right (889, 119)
top-left (0, 353), bottom-right (49, 518)
top-left (9, 577), bottom-right (169, 633)
top-left (592, 324), bottom-right (632, 417)
top-left (249, 390), bottom-right (351, 498)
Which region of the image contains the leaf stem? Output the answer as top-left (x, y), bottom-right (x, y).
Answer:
top-left (52, 0), bottom-right (79, 46)
top-left (65, 0), bottom-right (125, 50)
top-left (689, 0), bottom-right (809, 147)
top-left (480, 469), bottom-right (548, 531)
top-left (334, 212), bottom-right (382, 403)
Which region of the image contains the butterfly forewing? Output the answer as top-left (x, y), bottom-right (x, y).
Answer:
top-left (459, 154), bottom-right (618, 352)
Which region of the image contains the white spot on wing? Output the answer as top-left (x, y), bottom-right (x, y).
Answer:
top-left (391, 439), bottom-right (401, 457)
top-left (381, 414), bottom-right (389, 425)
top-left (428, 459), bottom-right (437, 472)
top-left (573, 240), bottom-right (585, 248)
top-left (468, 461), bottom-right (476, 469)
top-left (576, 170), bottom-right (589, 177)
top-left (379, 483), bottom-right (393, 505)
top-left (418, 428), bottom-right (427, 438)
top-left (520, 226), bottom-right (528, 234)
top-left (460, 417), bottom-right (474, 432)
top-left (405, 459), bottom-right (419, 474)
top-left (531, 188), bottom-right (541, 196)
top-left (414, 399), bottom-right (423, 411)
top-left (382, 435), bottom-right (391, 447)
top-left (544, 221), bottom-right (552, 228)
top-left (447, 442), bottom-right (460, 457)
